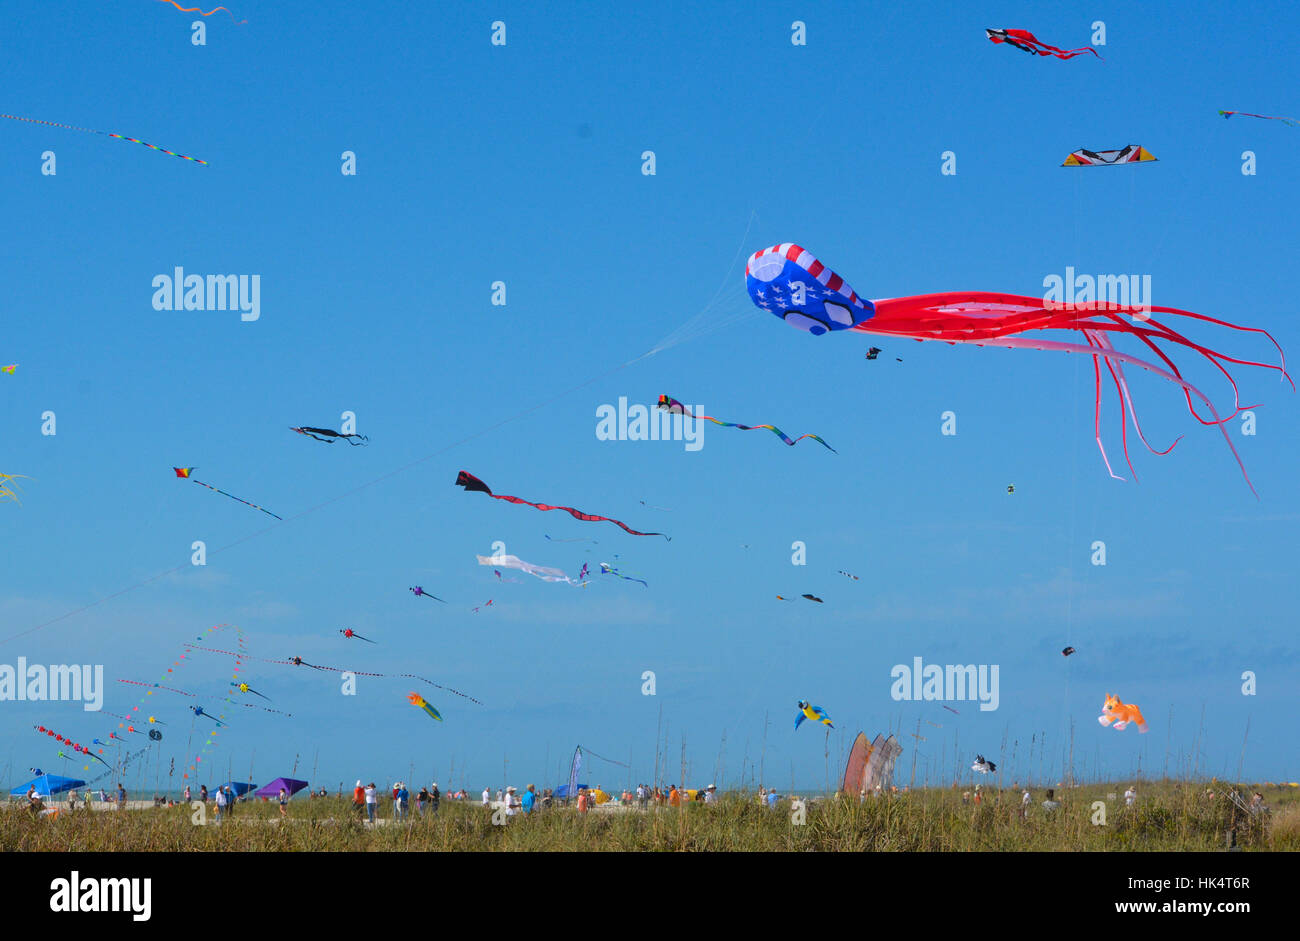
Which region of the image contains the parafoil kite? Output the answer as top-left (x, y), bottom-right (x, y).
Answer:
top-left (456, 471), bottom-right (668, 538)
top-left (1098, 693), bottom-right (1148, 732)
top-left (746, 243), bottom-right (1290, 494)
top-left (407, 692), bottom-right (442, 722)
top-left (290, 426), bottom-right (368, 445)
top-left (656, 395), bottom-right (835, 452)
top-left (986, 28), bottom-right (1100, 59)
top-left (174, 467), bottom-right (282, 520)
top-left (795, 700), bottom-right (833, 730)
top-left (1062, 145), bottom-right (1157, 166)
top-left (1062, 646), bottom-right (1076, 657)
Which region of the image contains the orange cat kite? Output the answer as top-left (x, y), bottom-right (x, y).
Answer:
top-left (1098, 693), bottom-right (1148, 733)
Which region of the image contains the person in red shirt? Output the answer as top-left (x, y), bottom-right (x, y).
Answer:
top-left (577, 788), bottom-right (590, 813)
top-left (352, 780), bottom-right (365, 818)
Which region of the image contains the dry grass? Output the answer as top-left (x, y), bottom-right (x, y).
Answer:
top-left (4, 780), bottom-right (1296, 852)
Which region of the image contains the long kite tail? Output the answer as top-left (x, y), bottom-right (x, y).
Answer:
top-left (455, 471), bottom-right (669, 539)
top-left (2, 113), bottom-right (209, 164)
top-left (190, 478), bottom-right (283, 520)
top-left (657, 395), bottom-right (834, 451)
top-left (1220, 110), bottom-right (1300, 126)
top-left (155, 0), bottom-right (247, 24)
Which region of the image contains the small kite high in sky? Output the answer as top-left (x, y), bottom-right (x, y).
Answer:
top-left (599, 562), bottom-right (647, 587)
top-left (456, 471), bottom-right (668, 539)
top-left (656, 395), bottom-right (835, 452)
top-left (2, 364), bottom-right (15, 374)
top-left (407, 692), bottom-right (442, 722)
top-left (231, 681), bottom-right (271, 701)
top-left (190, 705), bottom-right (226, 727)
top-left (155, 0), bottom-right (246, 24)
top-left (745, 242), bottom-right (1291, 495)
top-left (1062, 646), bottom-right (1076, 657)
top-left (33, 726), bottom-right (111, 768)
top-left (1098, 693), bottom-right (1148, 733)
top-left (409, 586), bottom-right (446, 602)
top-left (971, 754), bottom-right (997, 774)
top-left (2, 112), bottom-right (209, 164)
top-left (339, 628), bottom-right (376, 644)
top-left (174, 467), bottom-right (282, 520)
top-left (1219, 110), bottom-right (1298, 127)
top-left (1062, 145), bottom-right (1157, 167)
top-left (290, 426), bottom-right (368, 445)
top-left (838, 571), bottom-right (859, 580)
top-left (795, 701), bottom-right (833, 730)
top-left (985, 28), bottom-right (1101, 59)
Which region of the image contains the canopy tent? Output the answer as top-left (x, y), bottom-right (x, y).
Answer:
top-left (217, 781), bottom-right (258, 797)
top-left (553, 783), bottom-right (589, 800)
top-left (254, 777), bottom-right (308, 800)
top-left (10, 773), bottom-right (86, 798)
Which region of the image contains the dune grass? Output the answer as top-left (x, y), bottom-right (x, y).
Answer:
top-left (3, 781), bottom-right (1295, 852)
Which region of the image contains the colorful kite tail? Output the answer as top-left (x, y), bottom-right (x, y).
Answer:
top-left (156, 0), bottom-right (247, 24)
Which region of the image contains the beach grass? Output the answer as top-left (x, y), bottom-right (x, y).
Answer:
top-left (4, 781), bottom-right (1295, 852)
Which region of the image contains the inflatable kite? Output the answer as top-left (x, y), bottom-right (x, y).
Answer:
top-left (190, 705), bottom-right (225, 727)
top-left (745, 243), bottom-right (1290, 494)
top-left (231, 681), bottom-right (271, 701)
top-left (1219, 110), bottom-right (1298, 127)
top-left (174, 467), bottom-right (282, 520)
top-left (32, 726), bottom-right (111, 768)
top-left (971, 754), bottom-right (997, 774)
top-left (290, 426), bottom-right (368, 445)
top-left (407, 692), bottom-right (442, 722)
top-left (1062, 145), bottom-right (1157, 167)
top-left (656, 395), bottom-right (835, 452)
top-left (795, 701), bottom-right (833, 730)
top-left (1098, 693), bottom-right (1148, 733)
top-left (476, 553), bottom-right (581, 584)
top-left (339, 628), bottom-right (376, 644)
top-left (456, 471), bottom-right (668, 538)
top-left (1062, 646), bottom-right (1076, 656)
top-left (2, 364), bottom-right (15, 374)
top-left (986, 28), bottom-right (1100, 59)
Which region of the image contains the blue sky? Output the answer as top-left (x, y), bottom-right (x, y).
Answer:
top-left (2, 0), bottom-right (1297, 795)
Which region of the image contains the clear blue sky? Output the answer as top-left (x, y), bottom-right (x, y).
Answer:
top-left (3, 0), bottom-right (1297, 794)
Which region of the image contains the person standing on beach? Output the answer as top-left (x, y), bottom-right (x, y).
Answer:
top-left (1020, 789), bottom-right (1031, 818)
top-left (215, 785), bottom-right (227, 821)
top-left (668, 785), bottom-right (681, 807)
top-left (576, 787), bottom-right (589, 814)
top-left (364, 782), bottom-right (377, 823)
top-left (184, 785), bottom-right (191, 803)
top-left (481, 786), bottom-right (490, 807)
top-left (224, 786), bottom-right (236, 817)
top-left (117, 784), bottom-right (127, 811)
top-left (522, 784), bottom-right (537, 814)
top-left (353, 780), bottom-right (366, 818)
top-left (430, 782), bottom-right (440, 814)
top-left (398, 782), bottom-right (410, 821)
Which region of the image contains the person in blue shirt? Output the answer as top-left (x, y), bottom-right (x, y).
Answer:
top-left (522, 784), bottom-right (537, 813)
top-left (397, 783), bottom-right (410, 820)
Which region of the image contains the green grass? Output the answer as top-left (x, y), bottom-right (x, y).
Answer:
top-left (4, 781), bottom-right (1296, 851)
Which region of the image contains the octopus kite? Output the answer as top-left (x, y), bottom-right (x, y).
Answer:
top-left (657, 395), bottom-right (834, 451)
top-left (290, 426), bottom-right (368, 445)
top-left (1098, 693), bottom-right (1148, 733)
top-left (407, 692), bottom-right (442, 722)
top-left (456, 471), bottom-right (668, 538)
top-left (986, 28), bottom-right (1100, 59)
top-left (746, 243), bottom-right (1290, 494)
